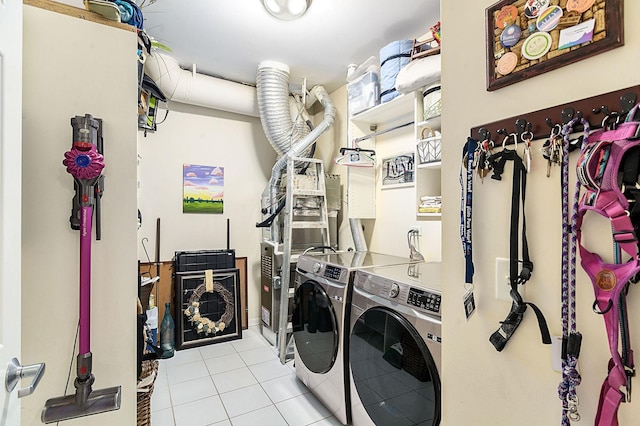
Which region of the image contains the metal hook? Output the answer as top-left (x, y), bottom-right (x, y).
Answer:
top-left (602, 111), bottom-right (620, 130)
top-left (621, 93), bottom-right (638, 116)
top-left (561, 107), bottom-right (576, 124)
top-left (478, 128), bottom-right (491, 143)
top-left (521, 129), bottom-right (534, 142)
top-left (515, 118), bottom-right (529, 139)
top-left (502, 132), bottom-right (518, 150)
top-left (141, 237), bottom-right (152, 264)
top-left (593, 105), bottom-right (611, 116)
top-left (593, 299), bottom-right (613, 314)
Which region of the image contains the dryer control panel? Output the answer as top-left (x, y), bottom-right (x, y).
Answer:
top-left (408, 287), bottom-right (441, 315)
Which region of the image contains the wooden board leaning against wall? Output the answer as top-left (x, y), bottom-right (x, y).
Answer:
top-left (139, 258), bottom-right (248, 330)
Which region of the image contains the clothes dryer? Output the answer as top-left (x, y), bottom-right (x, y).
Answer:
top-left (347, 262), bottom-right (442, 426)
top-left (293, 251), bottom-right (416, 425)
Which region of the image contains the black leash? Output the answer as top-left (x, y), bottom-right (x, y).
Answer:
top-left (488, 148), bottom-right (551, 351)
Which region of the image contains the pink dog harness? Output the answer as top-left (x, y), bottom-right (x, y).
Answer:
top-left (575, 121), bottom-right (640, 425)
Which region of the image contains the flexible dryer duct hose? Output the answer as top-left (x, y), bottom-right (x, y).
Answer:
top-left (256, 61), bottom-right (312, 156)
top-left (256, 61), bottom-right (335, 241)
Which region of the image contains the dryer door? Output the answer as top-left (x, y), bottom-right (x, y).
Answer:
top-left (292, 280), bottom-right (339, 374)
top-left (350, 306), bottom-right (441, 425)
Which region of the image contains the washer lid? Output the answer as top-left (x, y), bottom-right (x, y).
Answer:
top-left (298, 251), bottom-right (413, 272)
top-left (357, 262), bottom-right (442, 293)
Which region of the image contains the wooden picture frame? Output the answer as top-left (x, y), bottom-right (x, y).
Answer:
top-left (175, 269), bottom-right (242, 350)
top-left (486, 0), bottom-right (623, 91)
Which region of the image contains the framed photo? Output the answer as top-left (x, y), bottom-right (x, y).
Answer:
top-left (175, 269), bottom-right (242, 350)
top-left (381, 152), bottom-right (415, 189)
top-left (486, 0), bottom-right (623, 91)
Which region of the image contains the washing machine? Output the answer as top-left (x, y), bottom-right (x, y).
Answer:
top-left (293, 251), bottom-right (417, 425)
top-left (347, 262), bottom-right (442, 426)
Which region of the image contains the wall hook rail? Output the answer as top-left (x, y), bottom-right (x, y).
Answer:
top-left (471, 85), bottom-right (640, 144)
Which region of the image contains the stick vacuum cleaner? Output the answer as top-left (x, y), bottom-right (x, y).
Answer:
top-left (42, 115), bottom-right (121, 423)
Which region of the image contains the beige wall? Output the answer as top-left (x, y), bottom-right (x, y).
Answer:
top-left (22, 6), bottom-right (138, 425)
top-left (137, 102), bottom-right (277, 326)
top-left (441, 0), bottom-right (640, 424)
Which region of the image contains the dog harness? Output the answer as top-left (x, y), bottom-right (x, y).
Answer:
top-left (575, 119), bottom-right (640, 425)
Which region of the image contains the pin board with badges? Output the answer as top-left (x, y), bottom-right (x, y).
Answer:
top-left (485, 0), bottom-right (623, 91)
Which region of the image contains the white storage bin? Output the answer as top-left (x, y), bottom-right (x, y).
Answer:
top-left (348, 71), bottom-right (380, 116)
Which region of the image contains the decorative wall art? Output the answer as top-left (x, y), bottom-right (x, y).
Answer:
top-left (183, 164), bottom-right (224, 213)
top-left (175, 269), bottom-right (242, 350)
top-left (381, 152), bottom-right (415, 189)
top-left (486, 0), bottom-right (623, 91)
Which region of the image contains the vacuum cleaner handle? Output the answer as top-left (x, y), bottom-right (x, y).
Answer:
top-left (79, 205), bottom-right (93, 356)
top-left (62, 139), bottom-right (104, 357)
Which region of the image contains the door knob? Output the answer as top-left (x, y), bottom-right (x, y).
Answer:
top-left (5, 357), bottom-right (46, 398)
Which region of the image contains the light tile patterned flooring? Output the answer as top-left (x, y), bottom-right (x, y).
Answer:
top-left (151, 326), bottom-right (343, 426)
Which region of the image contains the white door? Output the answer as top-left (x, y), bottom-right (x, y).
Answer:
top-left (1, 1), bottom-right (23, 425)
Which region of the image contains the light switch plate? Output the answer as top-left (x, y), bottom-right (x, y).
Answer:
top-left (551, 335), bottom-right (563, 372)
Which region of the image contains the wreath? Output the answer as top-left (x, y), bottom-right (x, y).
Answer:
top-left (183, 281), bottom-right (235, 336)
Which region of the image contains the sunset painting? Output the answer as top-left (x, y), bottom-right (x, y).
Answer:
top-left (183, 164), bottom-right (224, 214)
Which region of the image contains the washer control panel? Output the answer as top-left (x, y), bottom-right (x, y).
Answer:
top-left (389, 283), bottom-right (400, 298)
top-left (408, 287), bottom-right (441, 315)
top-left (323, 265), bottom-right (343, 280)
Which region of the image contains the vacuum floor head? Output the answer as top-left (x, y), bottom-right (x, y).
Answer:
top-left (41, 385), bottom-right (121, 424)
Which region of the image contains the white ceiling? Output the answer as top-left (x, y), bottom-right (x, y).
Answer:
top-left (139, 0), bottom-right (441, 93)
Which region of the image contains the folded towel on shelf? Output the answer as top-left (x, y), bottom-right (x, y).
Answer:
top-left (418, 194), bottom-right (441, 214)
top-left (418, 206), bottom-right (441, 213)
top-left (420, 195), bottom-right (441, 202)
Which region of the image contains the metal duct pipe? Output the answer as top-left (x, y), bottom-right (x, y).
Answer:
top-left (267, 85), bottom-right (335, 187)
top-left (255, 60), bottom-right (335, 242)
top-left (349, 218), bottom-right (368, 252)
top-left (144, 51), bottom-right (259, 117)
top-left (256, 61), bottom-right (311, 156)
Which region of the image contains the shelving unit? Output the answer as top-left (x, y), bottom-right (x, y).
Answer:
top-left (350, 92), bottom-right (414, 126)
top-left (346, 92), bottom-right (417, 219)
top-left (414, 89), bottom-right (442, 219)
top-left (346, 87), bottom-right (442, 219)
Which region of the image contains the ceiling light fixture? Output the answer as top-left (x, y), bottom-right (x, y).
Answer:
top-left (262, 0), bottom-right (311, 20)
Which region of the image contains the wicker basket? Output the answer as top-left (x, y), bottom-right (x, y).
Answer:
top-left (137, 360), bottom-right (159, 426)
top-left (416, 127), bottom-right (441, 164)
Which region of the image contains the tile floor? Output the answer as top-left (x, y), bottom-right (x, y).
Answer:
top-left (150, 326), bottom-right (343, 426)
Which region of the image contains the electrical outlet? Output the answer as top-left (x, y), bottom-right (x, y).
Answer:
top-left (495, 258), bottom-right (521, 302)
top-left (409, 226), bottom-right (422, 236)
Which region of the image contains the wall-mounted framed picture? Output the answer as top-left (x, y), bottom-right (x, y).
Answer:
top-left (486, 0), bottom-right (623, 91)
top-left (183, 164), bottom-right (224, 213)
top-left (381, 152), bottom-right (415, 189)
